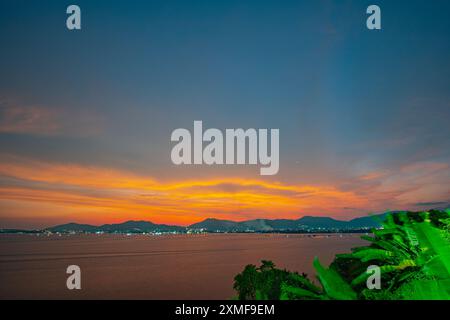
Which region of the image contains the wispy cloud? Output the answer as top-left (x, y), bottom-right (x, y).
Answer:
top-left (0, 99), bottom-right (103, 137)
top-left (0, 100), bottom-right (59, 135)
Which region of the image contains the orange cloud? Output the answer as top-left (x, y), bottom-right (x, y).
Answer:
top-left (0, 156), bottom-right (370, 226)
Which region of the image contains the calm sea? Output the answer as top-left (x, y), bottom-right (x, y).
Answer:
top-left (0, 233), bottom-right (367, 299)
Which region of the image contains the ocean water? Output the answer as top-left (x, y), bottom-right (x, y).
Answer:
top-left (0, 233), bottom-right (367, 299)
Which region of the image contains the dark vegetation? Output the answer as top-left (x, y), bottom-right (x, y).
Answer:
top-left (233, 210), bottom-right (450, 300)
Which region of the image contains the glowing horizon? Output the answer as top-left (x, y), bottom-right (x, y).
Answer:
top-left (0, 155), bottom-right (448, 229)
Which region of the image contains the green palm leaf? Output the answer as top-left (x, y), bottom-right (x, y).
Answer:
top-left (313, 257), bottom-right (357, 300)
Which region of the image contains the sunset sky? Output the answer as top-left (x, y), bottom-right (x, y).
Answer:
top-left (1, 0), bottom-right (449, 228)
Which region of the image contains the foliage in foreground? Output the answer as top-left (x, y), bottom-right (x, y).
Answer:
top-left (233, 210), bottom-right (450, 300)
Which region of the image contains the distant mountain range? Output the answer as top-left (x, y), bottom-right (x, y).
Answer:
top-left (1, 213), bottom-right (389, 234)
top-left (47, 220), bottom-right (185, 233)
top-left (187, 214), bottom-right (387, 232)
